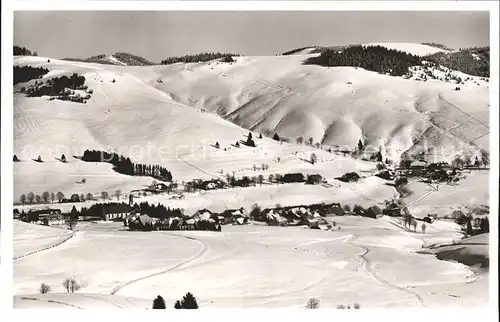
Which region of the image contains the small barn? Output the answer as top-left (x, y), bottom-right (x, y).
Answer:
top-left (326, 203), bottom-right (345, 216)
top-left (363, 205), bottom-right (383, 219)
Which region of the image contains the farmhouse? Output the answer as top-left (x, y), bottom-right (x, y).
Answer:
top-left (306, 174), bottom-right (323, 185)
top-left (326, 203), bottom-right (345, 216)
top-left (192, 208), bottom-right (213, 221)
top-left (409, 160), bottom-right (427, 176)
top-left (383, 203), bottom-right (401, 217)
top-left (42, 213), bottom-right (66, 226)
top-left (124, 213), bottom-right (140, 226)
top-left (363, 205), bottom-right (383, 219)
top-left (23, 208), bottom-right (62, 223)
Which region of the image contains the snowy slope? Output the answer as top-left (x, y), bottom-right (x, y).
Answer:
top-left (13, 50), bottom-right (489, 204)
top-left (135, 52), bottom-right (489, 161)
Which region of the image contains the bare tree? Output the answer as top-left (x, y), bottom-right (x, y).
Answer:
top-left (353, 303), bottom-right (361, 309)
top-left (421, 223), bottom-right (427, 234)
top-left (306, 298), bottom-right (320, 309)
top-left (308, 137), bottom-right (314, 145)
top-left (39, 283), bottom-right (51, 294)
top-left (101, 191), bottom-right (109, 201)
top-left (268, 174), bottom-right (274, 183)
top-left (20, 194), bottom-right (27, 205)
top-left (42, 191), bottom-right (50, 203)
top-left (56, 192), bottom-right (64, 203)
top-left (66, 215), bottom-right (78, 231)
top-left (35, 195), bottom-right (42, 204)
top-left (86, 193), bottom-right (93, 201)
top-left (315, 142), bottom-right (321, 149)
top-left (411, 218), bottom-right (418, 232)
top-left (296, 137), bottom-right (304, 145)
top-left (80, 193), bottom-right (85, 202)
top-left (310, 153), bottom-right (318, 165)
top-left (28, 192), bottom-right (35, 205)
top-left (115, 189), bottom-right (122, 201)
top-left (50, 192), bottom-right (56, 203)
top-left (62, 278), bottom-right (81, 293)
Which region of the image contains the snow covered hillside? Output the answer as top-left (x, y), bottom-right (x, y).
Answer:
top-left (13, 45), bottom-right (489, 205)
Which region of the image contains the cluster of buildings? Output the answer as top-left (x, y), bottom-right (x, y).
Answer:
top-left (396, 161), bottom-right (462, 182)
top-left (16, 208), bottom-right (66, 226)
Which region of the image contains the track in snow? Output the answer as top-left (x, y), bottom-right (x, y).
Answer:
top-left (346, 234), bottom-right (427, 307)
top-left (19, 296), bottom-right (84, 309)
top-left (14, 231), bottom-right (77, 261)
top-left (109, 233), bottom-right (208, 295)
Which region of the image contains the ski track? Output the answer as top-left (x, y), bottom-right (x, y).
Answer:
top-left (19, 296), bottom-right (84, 309)
top-left (14, 231), bottom-right (77, 261)
top-left (109, 233), bottom-right (208, 295)
top-left (345, 234), bottom-right (427, 307)
top-left (176, 152), bottom-right (224, 179)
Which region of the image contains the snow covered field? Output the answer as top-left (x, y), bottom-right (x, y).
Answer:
top-left (13, 217), bottom-right (488, 309)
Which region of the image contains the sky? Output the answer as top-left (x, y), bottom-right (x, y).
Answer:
top-left (14, 11), bottom-right (490, 62)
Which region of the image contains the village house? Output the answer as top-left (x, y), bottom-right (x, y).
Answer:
top-left (306, 174), bottom-right (323, 185)
top-left (23, 208), bottom-right (62, 223)
top-left (220, 208), bottom-right (247, 221)
top-left (103, 212), bottom-right (128, 221)
top-left (408, 160), bottom-right (427, 176)
top-left (383, 202), bottom-right (402, 217)
top-left (473, 217), bottom-right (482, 229)
top-left (353, 205), bottom-right (366, 216)
top-left (124, 213), bottom-right (140, 226)
top-left (325, 203), bottom-right (345, 216)
top-left (363, 205), bottom-right (383, 219)
top-left (192, 208), bottom-right (213, 222)
top-left (178, 218), bottom-right (196, 230)
top-left (42, 213), bottom-right (66, 226)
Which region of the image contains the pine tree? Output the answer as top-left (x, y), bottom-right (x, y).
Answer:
top-left (273, 133), bottom-right (280, 141)
top-left (180, 292), bottom-right (199, 309)
top-left (152, 295), bottom-right (166, 309)
top-left (174, 300), bottom-right (182, 309)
